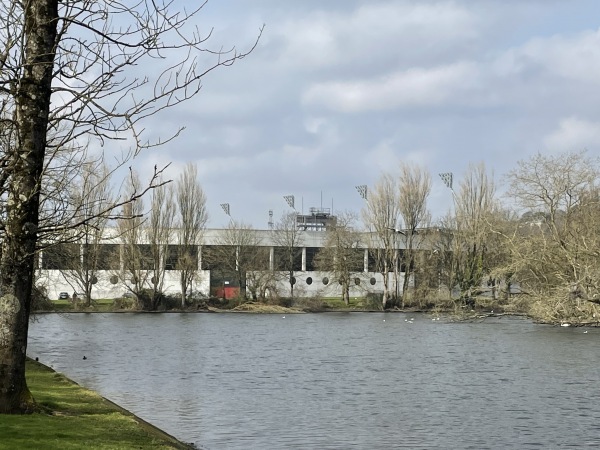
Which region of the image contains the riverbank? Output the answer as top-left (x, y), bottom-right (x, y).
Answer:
top-left (0, 359), bottom-right (193, 449)
top-left (35, 295), bottom-right (600, 326)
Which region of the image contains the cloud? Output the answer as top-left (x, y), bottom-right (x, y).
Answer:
top-left (543, 117), bottom-right (600, 152)
top-left (495, 28), bottom-right (600, 85)
top-left (120, 1), bottom-right (600, 227)
top-left (272, 1), bottom-right (479, 72)
top-left (303, 62), bottom-right (480, 112)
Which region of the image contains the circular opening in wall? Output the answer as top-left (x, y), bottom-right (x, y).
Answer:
top-left (290, 277), bottom-right (296, 285)
top-left (110, 275), bottom-right (118, 285)
top-left (355, 278), bottom-right (361, 285)
top-left (151, 276), bottom-right (158, 285)
top-left (370, 277), bottom-right (376, 286)
top-left (130, 277), bottom-right (137, 284)
top-left (90, 276), bottom-right (98, 285)
top-left (306, 277), bottom-right (313, 285)
top-left (323, 277), bottom-right (329, 285)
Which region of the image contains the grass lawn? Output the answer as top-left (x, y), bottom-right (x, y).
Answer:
top-left (0, 359), bottom-right (191, 449)
top-left (44, 298), bottom-right (133, 313)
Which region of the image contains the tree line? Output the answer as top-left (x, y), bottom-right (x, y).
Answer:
top-left (40, 150), bottom-right (600, 326)
top-left (361, 153), bottom-right (600, 326)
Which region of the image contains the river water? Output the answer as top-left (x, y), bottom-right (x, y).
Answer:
top-left (28, 312), bottom-right (600, 449)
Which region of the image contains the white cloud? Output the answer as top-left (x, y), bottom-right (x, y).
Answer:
top-left (303, 62), bottom-right (480, 112)
top-left (543, 117), bottom-right (600, 152)
top-left (495, 29), bottom-right (600, 84)
top-left (272, 1), bottom-right (478, 71)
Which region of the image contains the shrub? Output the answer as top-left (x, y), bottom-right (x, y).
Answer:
top-left (364, 293), bottom-right (383, 310)
top-left (31, 286), bottom-right (52, 312)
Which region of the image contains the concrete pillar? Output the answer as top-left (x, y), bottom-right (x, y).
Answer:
top-left (302, 247), bottom-right (307, 271)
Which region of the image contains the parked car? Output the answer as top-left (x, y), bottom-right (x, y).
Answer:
top-left (58, 292), bottom-right (69, 300)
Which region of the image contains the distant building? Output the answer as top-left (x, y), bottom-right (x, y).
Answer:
top-left (37, 226), bottom-right (424, 300)
top-left (295, 208), bottom-right (337, 231)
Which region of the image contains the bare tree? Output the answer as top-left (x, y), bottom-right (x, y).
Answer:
top-left (502, 151), bottom-right (600, 321)
top-left (175, 163), bottom-right (208, 307)
top-left (206, 221), bottom-right (265, 301)
top-left (361, 173), bottom-right (400, 308)
top-left (450, 162), bottom-right (498, 302)
top-left (314, 212), bottom-right (364, 305)
top-left (146, 181), bottom-right (175, 309)
top-left (0, 0), bottom-right (261, 412)
top-left (56, 160), bottom-right (114, 305)
top-left (115, 171), bottom-right (149, 306)
top-left (397, 162), bottom-right (431, 304)
top-left (272, 212), bottom-right (304, 301)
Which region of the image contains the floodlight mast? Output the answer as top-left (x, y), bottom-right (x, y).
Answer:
top-left (439, 172), bottom-right (453, 191)
top-left (283, 195), bottom-right (296, 211)
top-left (355, 185), bottom-right (367, 201)
top-left (220, 203), bottom-right (230, 217)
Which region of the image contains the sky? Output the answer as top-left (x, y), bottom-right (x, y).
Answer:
top-left (128, 0), bottom-right (600, 229)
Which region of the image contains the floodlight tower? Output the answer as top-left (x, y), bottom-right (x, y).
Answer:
top-left (220, 203), bottom-right (232, 225)
top-left (283, 195), bottom-right (296, 211)
top-left (438, 172), bottom-right (455, 199)
top-left (355, 185), bottom-right (367, 201)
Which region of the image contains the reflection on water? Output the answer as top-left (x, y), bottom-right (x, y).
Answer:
top-left (29, 313), bottom-right (600, 449)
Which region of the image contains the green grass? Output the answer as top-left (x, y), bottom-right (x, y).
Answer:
top-left (320, 296), bottom-right (377, 310)
top-left (0, 359), bottom-right (190, 449)
top-left (43, 298), bottom-right (134, 313)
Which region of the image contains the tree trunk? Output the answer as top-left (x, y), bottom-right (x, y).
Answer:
top-left (181, 273), bottom-right (188, 308)
top-left (343, 283), bottom-right (349, 306)
top-left (0, 0), bottom-right (58, 413)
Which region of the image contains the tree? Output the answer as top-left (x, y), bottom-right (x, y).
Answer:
top-left (54, 161), bottom-right (114, 306)
top-left (361, 173), bottom-right (401, 308)
top-left (450, 162), bottom-right (498, 302)
top-left (116, 171), bottom-right (149, 307)
top-left (146, 180), bottom-right (175, 309)
top-left (314, 212), bottom-right (364, 305)
top-left (206, 221), bottom-right (265, 301)
top-left (0, 1), bottom-right (260, 412)
top-left (397, 162), bottom-right (431, 305)
top-left (175, 163), bottom-right (208, 307)
top-left (273, 213), bottom-right (304, 301)
top-left (502, 151), bottom-right (600, 321)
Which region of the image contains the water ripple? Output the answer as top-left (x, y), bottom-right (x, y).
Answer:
top-left (28, 313), bottom-right (600, 449)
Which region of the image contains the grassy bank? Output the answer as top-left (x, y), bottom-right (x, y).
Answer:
top-left (0, 359), bottom-right (192, 450)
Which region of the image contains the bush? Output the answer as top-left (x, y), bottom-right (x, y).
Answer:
top-left (31, 285), bottom-right (52, 312)
top-left (364, 293), bottom-right (383, 311)
top-left (276, 297), bottom-right (293, 308)
top-left (112, 297), bottom-right (134, 310)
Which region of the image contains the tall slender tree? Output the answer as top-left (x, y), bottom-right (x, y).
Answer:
top-left (147, 181), bottom-right (175, 309)
top-left (451, 162), bottom-right (498, 301)
top-left (361, 173), bottom-right (400, 308)
top-left (175, 163), bottom-right (208, 307)
top-left (314, 212), bottom-right (364, 305)
top-left (273, 213), bottom-right (304, 301)
top-left (397, 162), bottom-right (431, 304)
top-left (55, 160), bottom-right (114, 306)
